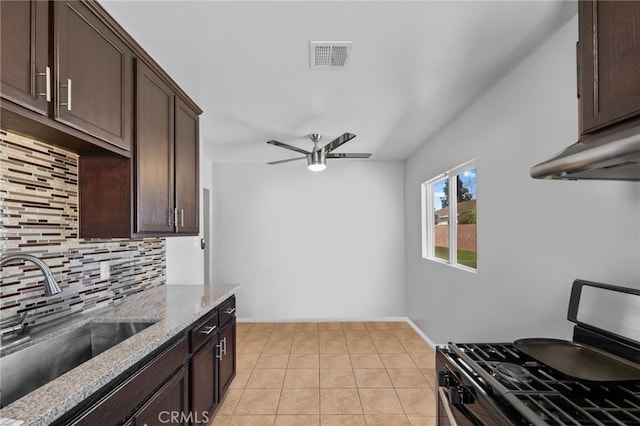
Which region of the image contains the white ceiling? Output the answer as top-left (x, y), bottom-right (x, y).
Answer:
top-left (101, 0), bottom-right (576, 164)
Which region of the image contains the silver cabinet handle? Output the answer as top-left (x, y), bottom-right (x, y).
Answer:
top-left (216, 342), bottom-right (223, 360)
top-left (60, 78), bottom-right (72, 111)
top-left (180, 209), bottom-right (184, 227)
top-left (38, 66), bottom-right (51, 102)
top-left (221, 337), bottom-right (227, 356)
top-left (173, 208), bottom-right (178, 229)
top-left (225, 307), bottom-right (236, 315)
top-left (199, 325), bottom-right (217, 335)
top-left (68, 79), bottom-right (72, 110)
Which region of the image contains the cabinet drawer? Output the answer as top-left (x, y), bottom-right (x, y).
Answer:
top-left (219, 297), bottom-right (236, 327)
top-left (70, 335), bottom-right (189, 425)
top-left (190, 310), bottom-right (218, 352)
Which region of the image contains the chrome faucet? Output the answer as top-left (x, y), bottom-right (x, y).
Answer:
top-left (0, 253), bottom-right (62, 296)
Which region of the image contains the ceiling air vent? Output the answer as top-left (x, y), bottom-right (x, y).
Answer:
top-left (310, 41), bottom-right (353, 70)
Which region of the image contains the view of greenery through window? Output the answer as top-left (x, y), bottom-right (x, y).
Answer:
top-left (456, 168), bottom-right (476, 268)
top-left (427, 165), bottom-right (477, 270)
top-left (432, 178), bottom-right (449, 262)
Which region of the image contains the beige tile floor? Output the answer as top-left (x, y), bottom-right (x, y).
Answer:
top-left (209, 322), bottom-right (437, 426)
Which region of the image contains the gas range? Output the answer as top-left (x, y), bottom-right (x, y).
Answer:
top-left (436, 280), bottom-right (640, 426)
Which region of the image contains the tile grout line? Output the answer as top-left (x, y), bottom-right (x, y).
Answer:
top-left (229, 322), bottom-right (435, 425)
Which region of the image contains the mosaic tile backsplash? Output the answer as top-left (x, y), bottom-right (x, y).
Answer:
top-left (0, 130), bottom-right (165, 331)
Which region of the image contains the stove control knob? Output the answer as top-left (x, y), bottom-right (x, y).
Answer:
top-left (437, 371), bottom-right (453, 387)
top-left (450, 386), bottom-right (473, 405)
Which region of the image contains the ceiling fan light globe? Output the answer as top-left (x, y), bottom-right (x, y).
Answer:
top-left (307, 150), bottom-right (326, 172)
top-left (308, 163), bottom-right (326, 172)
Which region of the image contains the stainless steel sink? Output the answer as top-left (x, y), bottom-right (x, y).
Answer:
top-left (0, 321), bottom-right (155, 408)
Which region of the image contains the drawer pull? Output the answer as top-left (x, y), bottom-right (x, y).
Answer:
top-left (224, 307), bottom-right (236, 315)
top-left (199, 325), bottom-right (217, 335)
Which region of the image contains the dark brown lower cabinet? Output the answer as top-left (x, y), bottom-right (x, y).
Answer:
top-left (59, 300), bottom-right (236, 426)
top-left (218, 318), bottom-right (236, 396)
top-left (190, 335), bottom-right (219, 424)
top-left (130, 365), bottom-right (189, 426)
top-left (67, 336), bottom-right (189, 426)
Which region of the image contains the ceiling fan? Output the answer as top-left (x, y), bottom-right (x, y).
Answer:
top-left (266, 133), bottom-right (371, 171)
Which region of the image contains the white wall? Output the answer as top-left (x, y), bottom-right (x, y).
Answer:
top-left (404, 16), bottom-right (640, 344)
top-left (165, 155), bottom-right (213, 285)
top-left (211, 161), bottom-right (405, 320)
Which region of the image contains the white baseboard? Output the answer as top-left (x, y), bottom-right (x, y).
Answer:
top-left (405, 318), bottom-right (438, 350)
top-left (237, 316), bottom-right (438, 350)
top-left (237, 316), bottom-right (410, 323)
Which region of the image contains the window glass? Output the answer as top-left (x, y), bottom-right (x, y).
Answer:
top-left (421, 160), bottom-right (477, 271)
top-left (432, 178), bottom-right (449, 262)
top-left (455, 168), bottom-right (476, 269)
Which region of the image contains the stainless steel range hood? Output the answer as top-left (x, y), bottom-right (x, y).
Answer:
top-left (530, 125), bottom-right (640, 181)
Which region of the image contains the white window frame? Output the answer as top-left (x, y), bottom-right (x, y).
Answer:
top-left (421, 159), bottom-right (477, 272)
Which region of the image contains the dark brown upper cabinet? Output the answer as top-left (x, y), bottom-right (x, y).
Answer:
top-left (1, 0), bottom-right (133, 155)
top-left (0, 1), bottom-right (50, 116)
top-left (579, 0), bottom-right (640, 137)
top-left (135, 60), bottom-right (176, 235)
top-left (54, 1), bottom-right (133, 151)
top-left (79, 61), bottom-right (199, 239)
top-left (175, 98), bottom-right (200, 235)
top-left (135, 60), bottom-right (199, 237)
top-left (2, 0), bottom-right (202, 239)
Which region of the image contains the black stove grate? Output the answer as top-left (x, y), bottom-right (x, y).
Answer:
top-left (454, 343), bottom-right (640, 425)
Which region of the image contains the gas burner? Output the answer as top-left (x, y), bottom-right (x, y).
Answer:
top-left (493, 362), bottom-right (532, 384)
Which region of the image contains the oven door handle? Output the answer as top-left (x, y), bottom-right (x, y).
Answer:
top-left (441, 348), bottom-right (544, 426)
top-left (441, 350), bottom-right (492, 398)
top-left (438, 387), bottom-right (460, 426)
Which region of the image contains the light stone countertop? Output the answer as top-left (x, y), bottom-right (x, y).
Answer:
top-left (0, 283), bottom-right (240, 426)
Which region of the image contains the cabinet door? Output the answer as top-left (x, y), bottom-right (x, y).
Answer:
top-left (579, 1), bottom-right (640, 134)
top-left (0, 0), bottom-right (49, 114)
top-left (133, 366), bottom-right (189, 426)
top-left (190, 337), bottom-right (218, 421)
top-left (175, 98), bottom-right (200, 235)
top-left (135, 60), bottom-right (175, 235)
top-left (218, 318), bottom-right (236, 397)
top-left (68, 337), bottom-right (189, 426)
top-left (54, 1), bottom-right (132, 150)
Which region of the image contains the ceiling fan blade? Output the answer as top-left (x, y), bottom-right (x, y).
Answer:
top-left (267, 156), bottom-right (306, 165)
top-left (326, 153), bottom-right (372, 159)
top-left (267, 140), bottom-right (310, 155)
top-left (322, 133), bottom-right (356, 153)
